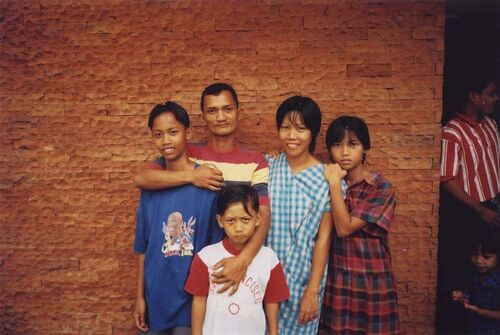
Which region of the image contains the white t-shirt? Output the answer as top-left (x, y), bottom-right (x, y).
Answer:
top-left (185, 238), bottom-right (289, 335)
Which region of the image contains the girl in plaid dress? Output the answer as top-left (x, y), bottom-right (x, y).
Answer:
top-left (319, 116), bottom-right (400, 334)
top-left (266, 96), bottom-right (334, 334)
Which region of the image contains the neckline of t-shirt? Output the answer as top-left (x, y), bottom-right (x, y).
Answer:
top-left (205, 141), bottom-right (241, 156)
top-left (222, 238), bottom-right (243, 256)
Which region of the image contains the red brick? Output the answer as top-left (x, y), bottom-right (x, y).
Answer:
top-left (304, 15), bottom-right (346, 29)
top-left (412, 26), bottom-right (444, 40)
top-left (280, 4), bottom-right (327, 17)
top-left (347, 39), bottom-right (390, 53)
top-left (369, 48), bottom-right (414, 64)
top-left (347, 64), bottom-right (392, 77)
top-left (367, 26), bottom-right (412, 45)
top-left (392, 64), bottom-right (435, 76)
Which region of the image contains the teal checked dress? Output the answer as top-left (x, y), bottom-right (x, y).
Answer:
top-left (266, 153), bottom-right (333, 334)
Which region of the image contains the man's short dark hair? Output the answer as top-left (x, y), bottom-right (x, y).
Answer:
top-left (200, 83), bottom-right (239, 112)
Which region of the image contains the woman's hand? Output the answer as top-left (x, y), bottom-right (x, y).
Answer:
top-left (297, 289), bottom-right (319, 324)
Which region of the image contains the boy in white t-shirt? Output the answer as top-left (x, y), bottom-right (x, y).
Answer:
top-left (185, 184), bottom-right (290, 335)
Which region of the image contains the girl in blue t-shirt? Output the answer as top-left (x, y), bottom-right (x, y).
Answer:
top-left (452, 228), bottom-right (500, 334)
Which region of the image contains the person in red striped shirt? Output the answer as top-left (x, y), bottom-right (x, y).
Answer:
top-left (436, 72), bottom-right (500, 334)
top-left (441, 78), bottom-right (500, 227)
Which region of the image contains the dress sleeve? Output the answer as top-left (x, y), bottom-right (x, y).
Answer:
top-left (351, 180), bottom-right (396, 236)
top-left (263, 262), bottom-right (290, 303)
top-left (184, 254), bottom-right (210, 296)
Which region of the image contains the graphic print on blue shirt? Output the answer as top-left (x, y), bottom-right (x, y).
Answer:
top-left (161, 211), bottom-right (195, 257)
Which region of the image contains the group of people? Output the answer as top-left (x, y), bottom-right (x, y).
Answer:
top-left (131, 80), bottom-right (487, 335)
top-left (437, 73), bottom-right (500, 334)
top-left (131, 82), bottom-right (400, 335)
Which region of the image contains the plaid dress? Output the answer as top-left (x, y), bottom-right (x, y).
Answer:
top-left (319, 172), bottom-right (400, 335)
top-left (266, 153), bottom-right (331, 335)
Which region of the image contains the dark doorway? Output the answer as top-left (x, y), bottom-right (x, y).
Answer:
top-left (436, 1), bottom-right (500, 334)
top-left (441, 0), bottom-right (500, 126)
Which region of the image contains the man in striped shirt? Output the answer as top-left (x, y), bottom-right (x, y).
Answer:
top-left (440, 79), bottom-right (500, 226)
top-left (134, 83), bottom-right (270, 295)
top-left (436, 73), bottom-right (500, 334)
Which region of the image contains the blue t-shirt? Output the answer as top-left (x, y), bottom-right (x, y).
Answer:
top-left (134, 183), bottom-right (223, 332)
top-left (466, 270), bottom-right (500, 334)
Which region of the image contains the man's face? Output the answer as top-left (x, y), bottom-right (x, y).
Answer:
top-left (202, 90), bottom-right (239, 137)
top-left (476, 83), bottom-right (499, 116)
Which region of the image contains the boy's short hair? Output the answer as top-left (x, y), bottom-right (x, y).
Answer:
top-left (217, 184), bottom-right (259, 216)
top-left (470, 228), bottom-right (500, 258)
top-left (200, 82), bottom-right (239, 112)
top-left (275, 95), bottom-right (322, 153)
top-left (148, 101), bottom-right (190, 129)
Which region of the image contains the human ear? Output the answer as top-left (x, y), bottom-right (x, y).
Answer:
top-left (468, 91), bottom-right (482, 105)
top-left (255, 211), bottom-right (261, 227)
top-left (216, 215), bottom-right (224, 228)
top-left (236, 105), bottom-right (242, 121)
top-left (186, 128), bottom-right (192, 140)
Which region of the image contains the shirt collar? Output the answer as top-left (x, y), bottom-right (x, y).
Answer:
top-left (455, 113), bottom-right (483, 127)
top-left (222, 237), bottom-right (242, 256)
top-left (206, 141), bottom-right (240, 155)
top-left (349, 171), bottom-right (378, 188)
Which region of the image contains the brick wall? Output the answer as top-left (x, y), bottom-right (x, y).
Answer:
top-left (0, 1), bottom-right (444, 334)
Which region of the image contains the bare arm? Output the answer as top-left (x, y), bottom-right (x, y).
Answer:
top-left (264, 302), bottom-right (280, 335)
top-left (133, 254), bottom-right (148, 332)
top-left (442, 180), bottom-right (500, 226)
top-left (212, 205), bottom-right (270, 294)
top-left (298, 212), bottom-right (332, 324)
top-left (465, 301), bottom-right (500, 320)
top-left (325, 164), bottom-right (368, 237)
top-left (191, 296), bottom-right (207, 335)
top-left (134, 164), bottom-right (224, 191)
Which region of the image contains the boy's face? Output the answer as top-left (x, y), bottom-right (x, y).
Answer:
top-left (216, 202), bottom-right (260, 250)
top-left (202, 90), bottom-right (239, 137)
top-left (471, 248), bottom-right (498, 275)
top-left (151, 112), bottom-right (191, 164)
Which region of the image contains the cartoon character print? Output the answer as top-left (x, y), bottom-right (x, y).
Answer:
top-left (161, 211), bottom-right (196, 257)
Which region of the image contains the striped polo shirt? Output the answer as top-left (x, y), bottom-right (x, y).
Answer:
top-left (150, 141), bottom-right (269, 205)
top-left (440, 113), bottom-right (500, 202)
